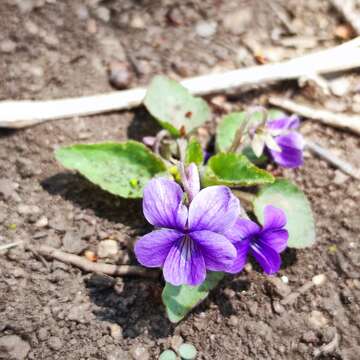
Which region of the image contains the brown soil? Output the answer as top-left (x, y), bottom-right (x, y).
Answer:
top-left (1, 1), bottom-right (360, 359)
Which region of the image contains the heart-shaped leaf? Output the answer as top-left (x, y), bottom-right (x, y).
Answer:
top-left (185, 138), bottom-right (204, 165)
top-left (162, 272), bottom-right (223, 323)
top-left (55, 141), bottom-right (167, 198)
top-left (144, 75), bottom-right (210, 136)
top-left (203, 153), bottom-right (274, 187)
top-left (253, 179), bottom-right (315, 248)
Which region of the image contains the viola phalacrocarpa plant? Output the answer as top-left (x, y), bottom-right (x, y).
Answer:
top-left (56, 75), bottom-right (315, 322)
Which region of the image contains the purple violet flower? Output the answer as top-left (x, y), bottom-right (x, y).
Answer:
top-left (134, 177), bottom-right (240, 286)
top-left (266, 116), bottom-right (305, 168)
top-left (225, 205), bottom-right (289, 275)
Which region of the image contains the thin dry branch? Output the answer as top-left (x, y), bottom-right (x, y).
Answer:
top-left (305, 139), bottom-right (360, 179)
top-left (32, 245), bottom-right (159, 279)
top-left (269, 97), bottom-right (360, 135)
top-left (1, 37), bottom-right (360, 128)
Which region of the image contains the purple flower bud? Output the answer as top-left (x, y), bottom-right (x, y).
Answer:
top-left (181, 163), bottom-right (200, 202)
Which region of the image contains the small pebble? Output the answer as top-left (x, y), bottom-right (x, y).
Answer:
top-left (108, 61), bottom-right (133, 90)
top-left (35, 216), bottom-right (48, 228)
top-left (97, 239), bottom-right (119, 258)
top-left (130, 15), bottom-right (145, 29)
top-left (272, 301), bottom-right (285, 314)
top-left (0, 39), bottom-right (16, 53)
top-left (47, 336), bottom-right (62, 351)
top-left (109, 323), bottom-right (123, 340)
top-left (37, 328), bottom-right (49, 341)
top-left (95, 6), bottom-right (110, 22)
top-left (281, 275), bottom-right (289, 284)
top-left (195, 21), bottom-right (217, 38)
top-left (308, 310), bottom-right (328, 329)
top-left (130, 345), bottom-right (150, 360)
top-left (17, 204), bottom-right (41, 216)
top-left (228, 315), bottom-right (239, 326)
top-left (265, 277), bottom-right (291, 299)
top-left (170, 335), bottom-right (183, 350)
top-left (333, 170), bottom-right (349, 185)
top-left (312, 274), bottom-right (326, 286)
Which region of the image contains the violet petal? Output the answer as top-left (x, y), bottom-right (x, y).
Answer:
top-left (188, 186), bottom-right (240, 233)
top-left (143, 178), bottom-right (187, 229)
top-left (163, 237), bottom-right (206, 286)
top-left (251, 241), bottom-right (281, 274)
top-left (190, 230), bottom-right (237, 271)
top-left (226, 238), bottom-right (251, 274)
top-left (134, 229), bottom-right (183, 267)
top-left (267, 116), bottom-right (300, 131)
top-left (263, 205), bottom-right (287, 230)
top-left (261, 229), bottom-right (288, 253)
top-left (225, 218), bottom-right (261, 243)
top-left (269, 132), bottom-right (304, 168)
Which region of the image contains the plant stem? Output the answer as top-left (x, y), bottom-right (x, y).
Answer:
top-left (232, 190), bottom-right (256, 206)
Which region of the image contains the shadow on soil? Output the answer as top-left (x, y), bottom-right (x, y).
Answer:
top-left (127, 107), bottom-right (162, 142)
top-left (0, 129), bottom-right (16, 139)
top-left (87, 277), bottom-right (177, 339)
top-left (41, 172), bottom-right (148, 233)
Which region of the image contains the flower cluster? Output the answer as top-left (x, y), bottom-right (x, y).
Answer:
top-left (249, 114), bottom-right (304, 169)
top-left (135, 166), bottom-right (289, 286)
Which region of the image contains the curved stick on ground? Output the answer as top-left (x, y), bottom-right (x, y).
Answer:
top-left (269, 97), bottom-right (360, 135)
top-left (1, 37), bottom-right (360, 128)
top-left (305, 139), bottom-right (360, 179)
top-left (32, 244), bottom-right (159, 279)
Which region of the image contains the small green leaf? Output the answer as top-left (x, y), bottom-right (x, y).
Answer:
top-left (55, 141), bottom-right (167, 199)
top-left (159, 350), bottom-right (177, 360)
top-left (253, 179), bottom-right (315, 248)
top-left (203, 153), bottom-right (274, 187)
top-left (179, 344), bottom-right (197, 360)
top-left (162, 272), bottom-right (223, 323)
top-left (215, 109), bottom-right (286, 152)
top-left (185, 138), bottom-right (204, 165)
top-left (144, 75), bottom-right (210, 136)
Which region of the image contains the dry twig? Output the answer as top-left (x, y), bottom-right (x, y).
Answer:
top-left (1, 37), bottom-right (360, 128)
top-left (305, 139), bottom-right (360, 179)
top-left (31, 245), bottom-right (159, 279)
top-left (281, 274), bottom-right (326, 306)
top-left (269, 97), bottom-right (360, 135)
top-left (329, 0), bottom-right (360, 35)
top-left (313, 332), bottom-right (339, 358)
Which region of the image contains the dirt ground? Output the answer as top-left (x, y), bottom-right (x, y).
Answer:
top-left (1, 0), bottom-right (360, 359)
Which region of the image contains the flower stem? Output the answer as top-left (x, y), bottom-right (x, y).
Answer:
top-left (232, 190), bottom-right (256, 206)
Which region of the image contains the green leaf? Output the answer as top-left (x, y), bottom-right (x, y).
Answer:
top-left (144, 75), bottom-right (210, 136)
top-left (216, 112), bottom-right (248, 152)
top-left (185, 138), bottom-right (204, 165)
top-left (179, 344), bottom-right (197, 360)
top-left (203, 153), bottom-right (274, 187)
top-left (253, 179), bottom-right (315, 248)
top-left (215, 109), bottom-right (286, 152)
top-left (55, 141), bottom-right (167, 199)
top-left (267, 108), bottom-right (286, 120)
top-left (159, 350), bottom-right (177, 360)
top-left (162, 272), bottom-right (223, 323)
